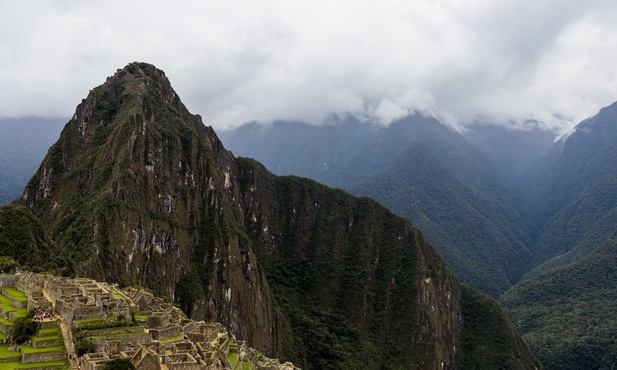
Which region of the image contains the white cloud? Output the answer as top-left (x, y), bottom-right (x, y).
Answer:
top-left (1, 0), bottom-right (617, 132)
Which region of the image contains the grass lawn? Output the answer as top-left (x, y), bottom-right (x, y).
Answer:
top-left (0, 332), bottom-right (6, 340)
top-left (228, 351), bottom-right (238, 366)
top-left (159, 333), bottom-right (183, 343)
top-left (0, 359), bottom-right (68, 370)
top-left (0, 344), bottom-right (21, 359)
top-left (134, 314), bottom-right (148, 321)
top-left (38, 327), bottom-right (60, 335)
top-left (32, 335), bottom-right (63, 341)
top-left (0, 296), bottom-right (27, 317)
top-left (19, 345), bottom-right (65, 354)
top-left (110, 290), bottom-right (126, 300)
top-left (0, 317), bottom-right (14, 327)
top-left (3, 288), bottom-right (28, 302)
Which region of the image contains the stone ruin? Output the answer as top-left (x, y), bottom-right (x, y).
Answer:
top-left (0, 272), bottom-right (300, 370)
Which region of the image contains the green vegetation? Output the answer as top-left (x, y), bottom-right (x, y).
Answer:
top-left (0, 344), bottom-right (20, 359)
top-left (4, 288), bottom-right (28, 302)
top-left (0, 204), bottom-right (70, 275)
top-left (228, 351), bottom-right (238, 365)
top-left (501, 240), bottom-right (617, 369)
top-left (455, 285), bottom-right (542, 368)
top-left (100, 358), bottom-right (135, 370)
top-left (8, 317), bottom-right (39, 345)
top-left (6, 62), bottom-right (540, 369)
top-left (38, 327), bottom-right (60, 335)
top-left (74, 338), bottom-right (96, 356)
top-left (159, 333), bottom-right (184, 343)
top-left (19, 344), bottom-right (65, 354)
top-left (31, 334), bottom-right (62, 341)
top-left (0, 295), bottom-right (28, 318)
top-left (0, 360), bottom-right (69, 370)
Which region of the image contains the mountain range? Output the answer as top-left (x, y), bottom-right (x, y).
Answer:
top-left (221, 95), bottom-right (617, 367)
top-left (221, 116), bottom-right (543, 297)
top-left (0, 62), bottom-right (542, 369)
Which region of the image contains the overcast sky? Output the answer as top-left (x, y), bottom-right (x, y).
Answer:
top-left (1, 1), bottom-right (617, 133)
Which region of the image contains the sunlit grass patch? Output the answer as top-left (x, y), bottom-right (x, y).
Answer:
top-left (3, 288), bottom-right (27, 302)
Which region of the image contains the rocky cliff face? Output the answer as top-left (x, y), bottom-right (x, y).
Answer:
top-left (21, 62), bottom-right (541, 369)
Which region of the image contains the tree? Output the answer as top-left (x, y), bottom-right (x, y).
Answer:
top-left (101, 358), bottom-right (135, 370)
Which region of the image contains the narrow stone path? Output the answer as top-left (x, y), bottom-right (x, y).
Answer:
top-left (57, 315), bottom-right (77, 369)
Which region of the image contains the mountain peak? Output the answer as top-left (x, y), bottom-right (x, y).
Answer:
top-left (18, 63), bottom-right (542, 369)
top-left (72, 62), bottom-right (189, 131)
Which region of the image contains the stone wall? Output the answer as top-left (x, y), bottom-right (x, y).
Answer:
top-left (0, 275), bottom-right (20, 288)
top-left (32, 338), bottom-right (64, 349)
top-left (150, 324), bottom-right (182, 341)
top-left (80, 352), bottom-right (109, 370)
top-left (0, 353), bottom-right (21, 362)
top-left (164, 353), bottom-right (200, 370)
top-left (21, 350), bottom-right (66, 364)
top-left (91, 332), bottom-right (152, 347)
top-left (79, 325), bottom-right (145, 337)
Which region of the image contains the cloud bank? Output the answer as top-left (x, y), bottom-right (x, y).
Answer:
top-left (1, 0), bottom-right (617, 133)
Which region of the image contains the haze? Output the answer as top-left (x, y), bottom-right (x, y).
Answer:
top-left (2, 0), bottom-right (617, 134)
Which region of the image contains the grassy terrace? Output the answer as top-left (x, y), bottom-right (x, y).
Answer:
top-left (0, 344), bottom-right (20, 359)
top-left (0, 359), bottom-right (69, 370)
top-left (0, 296), bottom-right (28, 318)
top-left (19, 345), bottom-right (65, 354)
top-left (32, 335), bottom-right (63, 341)
top-left (3, 288), bottom-right (28, 302)
top-left (228, 351), bottom-right (238, 366)
top-left (159, 333), bottom-right (183, 343)
top-left (0, 317), bottom-right (14, 327)
top-left (38, 327), bottom-right (60, 335)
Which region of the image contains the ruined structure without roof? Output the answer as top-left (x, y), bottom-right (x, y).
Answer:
top-left (0, 272), bottom-right (299, 370)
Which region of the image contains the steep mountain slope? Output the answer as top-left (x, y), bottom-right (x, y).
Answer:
top-left (500, 240), bottom-right (617, 369)
top-left (223, 116), bottom-right (533, 297)
top-left (0, 117), bottom-right (66, 204)
top-left (0, 204), bottom-right (65, 273)
top-left (525, 101), bottom-right (617, 275)
top-left (350, 143), bottom-right (531, 297)
top-left (17, 62), bottom-right (541, 369)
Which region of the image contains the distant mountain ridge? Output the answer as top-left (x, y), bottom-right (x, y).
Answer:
top-left (222, 98), bottom-right (617, 368)
top-left (0, 117), bottom-right (66, 204)
top-left (1, 62), bottom-right (541, 369)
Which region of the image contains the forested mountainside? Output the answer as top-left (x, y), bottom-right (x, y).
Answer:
top-left (222, 117), bottom-right (536, 297)
top-left (2, 62), bottom-right (542, 369)
top-left (222, 99), bottom-right (617, 367)
top-left (500, 240), bottom-right (617, 368)
top-left (524, 101), bottom-right (617, 276)
top-left (0, 117), bottom-right (65, 204)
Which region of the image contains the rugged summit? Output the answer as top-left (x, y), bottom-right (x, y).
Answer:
top-left (18, 62), bottom-right (541, 368)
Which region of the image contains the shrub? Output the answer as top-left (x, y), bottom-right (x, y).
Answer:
top-left (75, 338), bottom-right (96, 357)
top-left (9, 317), bottom-right (39, 344)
